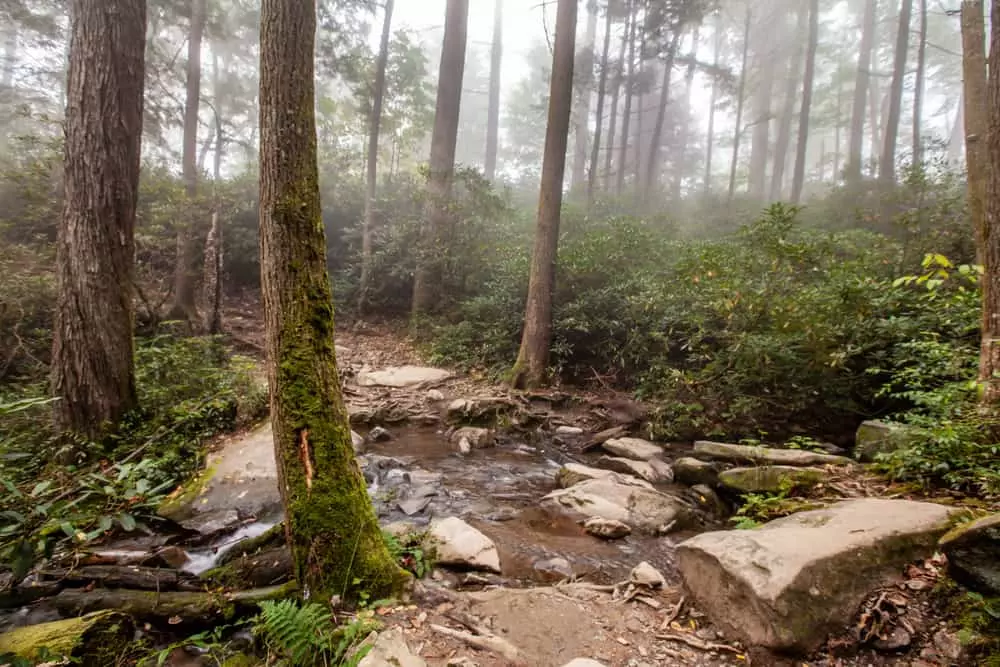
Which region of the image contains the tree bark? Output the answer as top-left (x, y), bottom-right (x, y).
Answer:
top-left (170, 0), bottom-right (206, 325)
top-left (484, 0), bottom-right (502, 181)
top-left (616, 1), bottom-right (637, 196)
top-left (913, 0), bottom-right (927, 165)
top-left (869, 69), bottom-right (881, 178)
top-left (962, 0), bottom-right (987, 263)
top-left (202, 47), bottom-right (223, 335)
top-left (846, 0), bottom-right (877, 186)
top-left (704, 19), bottom-right (721, 195)
top-left (587, 3), bottom-right (613, 202)
top-left (358, 0), bottom-right (394, 312)
top-left (604, 7), bottom-right (629, 189)
top-left (412, 0), bottom-right (468, 317)
top-left (672, 27), bottom-right (698, 200)
top-left (879, 0), bottom-right (912, 186)
top-left (747, 28), bottom-right (775, 201)
top-left (52, 0), bottom-right (145, 439)
top-left (791, 0), bottom-right (819, 204)
top-left (728, 8), bottom-right (751, 202)
top-left (770, 6), bottom-right (806, 201)
top-left (645, 28), bottom-right (681, 200)
top-left (981, 0), bottom-right (1000, 404)
top-left (258, 0), bottom-right (406, 602)
top-left (0, 611), bottom-right (134, 665)
top-left (511, 0), bottom-right (577, 389)
top-left (572, 1), bottom-right (598, 193)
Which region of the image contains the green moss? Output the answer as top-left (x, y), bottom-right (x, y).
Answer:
top-left (0, 610), bottom-right (134, 666)
top-left (157, 461), bottom-right (219, 520)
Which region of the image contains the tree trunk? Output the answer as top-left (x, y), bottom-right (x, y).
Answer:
top-left (412, 0), bottom-right (468, 317)
top-left (170, 0), bottom-right (206, 325)
top-left (879, 0), bottom-right (911, 186)
top-left (587, 3), bottom-right (613, 202)
top-left (981, 0), bottom-right (1000, 404)
top-left (869, 71), bottom-right (881, 178)
top-left (728, 8), bottom-right (751, 202)
top-left (632, 33), bottom-right (646, 192)
top-left (484, 0), bottom-right (502, 181)
top-left (645, 28), bottom-right (681, 201)
top-left (202, 48), bottom-right (224, 335)
top-left (0, 611), bottom-right (134, 665)
top-left (962, 0), bottom-right (988, 263)
top-left (791, 0), bottom-right (819, 204)
top-left (704, 19), bottom-right (721, 195)
top-left (572, 1), bottom-right (598, 193)
top-left (770, 7), bottom-right (806, 201)
top-left (510, 0), bottom-right (577, 389)
top-left (604, 8), bottom-right (629, 189)
top-left (358, 0), bottom-right (394, 312)
top-left (616, 2), bottom-right (637, 196)
top-left (748, 31), bottom-right (775, 200)
top-left (672, 27), bottom-right (698, 200)
top-left (258, 0), bottom-right (407, 602)
top-left (913, 0), bottom-right (927, 165)
top-left (834, 68), bottom-right (843, 182)
top-left (948, 93), bottom-right (964, 164)
top-left (52, 0), bottom-right (145, 439)
top-left (846, 0), bottom-right (877, 186)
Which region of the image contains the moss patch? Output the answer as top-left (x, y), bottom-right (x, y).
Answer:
top-left (0, 610), bottom-right (134, 666)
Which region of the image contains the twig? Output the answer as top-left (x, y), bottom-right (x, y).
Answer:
top-left (430, 623), bottom-right (525, 664)
top-left (660, 595), bottom-right (685, 630)
top-left (656, 630), bottom-right (743, 654)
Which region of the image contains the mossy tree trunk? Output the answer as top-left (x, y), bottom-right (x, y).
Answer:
top-left (510, 0), bottom-right (576, 389)
top-left (52, 0), bottom-right (145, 439)
top-left (587, 4), bottom-right (612, 202)
top-left (961, 0), bottom-right (987, 264)
top-left (981, 0), bottom-right (1000, 404)
top-left (258, 0), bottom-right (406, 603)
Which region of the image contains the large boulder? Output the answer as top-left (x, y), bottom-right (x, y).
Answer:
top-left (854, 420), bottom-right (925, 462)
top-left (677, 498), bottom-right (954, 652)
top-left (692, 441), bottom-right (852, 467)
top-left (553, 463), bottom-right (652, 489)
top-left (357, 366), bottom-right (452, 388)
top-left (602, 437), bottom-right (663, 461)
top-left (427, 517), bottom-right (501, 574)
top-left (940, 513), bottom-right (1000, 595)
top-left (673, 457), bottom-right (721, 487)
top-left (542, 476), bottom-right (690, 535)
top-left (597, 455), bottom-right (673, 484)
top-left (717, 466), bottom-right (825, 494)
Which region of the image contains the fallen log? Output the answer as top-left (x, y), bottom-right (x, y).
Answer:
top-left (216, 522), bottom-right (286, 567)
top-left (0, 580), bottom-right (62, 609)
top-left (580, 425), bottom-right (629, 452)
top-left (201, 545), bottom-right (292, 588)
top-left (0, 610), bottom-right (134, 666)
top-left (41, 565), bottom-right (203, 592)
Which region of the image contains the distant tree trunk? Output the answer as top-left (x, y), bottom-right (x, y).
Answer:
top-left (880, 0), bottom-right (912, 186)
top-left (604, 7), bottom-right (629, 188)
top-left (258, 0), bottom-right (407, 601)
top-left (632, 39), bottom-right (646, 191)
top-left (913, 0), bottom-right (927, 165)
top-left (770, 7), bottom-right (806, 201)
top-left (833, 69), bottom-right (843, 182)
top-left (645, 29), bottom-right (681, 201)
top-left (202, 49), bottom-right (224, 335)
top-left (980, 0), bottom-right (1000, 404)
top-left (484, 0), bottom-right (502, 181)
top-left (704, 20), bottom-right (721, 195)
top-left (791, 0), bottom-right (819, 204)
top-left (962, 0), bottom-right (987, 262)
top-left (412, 0), bottom-right (468, 317)
top-left (53, 0), bottom-right (145, 439)
top-left (869, 72), bottom-right (881, 177)
top-left (846, 0), bottom-right (877, 186)
top-left (748, 33), bottom-right (775, 200)
top-left (170, 0), bottom-right (205, 325)
top-left (728, 8), bottom-right (751, 202)
top-left (616, 3), bottom-right (637, 196)
top-left (672, 27), bottom-right (698, 200)
top-left (511, 0), bottom-right (576, 389)
top-left (572, 1), bottom-right (597, 193)
top-left (587, 3), bottom-right (613, 202)
top-left (948, 93), bottom-right (965, 164)
top-left (358, 0), bottom-right (394, 312)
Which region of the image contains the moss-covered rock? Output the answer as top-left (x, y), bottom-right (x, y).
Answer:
top-left (673, 457), bottom-right (720, 487)
top-left (718, 466), bottom-right (825, 494)
top-left (854, 420), bottom-right (925, 462)
top-left (0, 610), bottom-right (134, 666)
top-left (940, 512), bottom-right (1000, 595)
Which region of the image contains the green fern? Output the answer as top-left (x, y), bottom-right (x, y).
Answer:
top-left (255, 599), bottom-right (334, 665)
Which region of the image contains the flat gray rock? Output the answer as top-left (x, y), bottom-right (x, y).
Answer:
top-left (718, 466), bottom-right (825, 493)
top-left (602, 437), bottom-right (664, 461)
top-left (693, 440), bottom-right (852, 466)
top-left (597, 455), bottom-right (673, 483)
top-left (357, 627), bottom-right (425, 667)
top-left (428, 517), bottom-right (501, 573)
top-left (357, 365), bottom-right (453, 388)
top-left (543, 476), bottom-right (689, 535)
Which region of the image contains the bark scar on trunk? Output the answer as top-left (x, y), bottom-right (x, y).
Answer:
top-left (298, 428), bottom-right (314, 492)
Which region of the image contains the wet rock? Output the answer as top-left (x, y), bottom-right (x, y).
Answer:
top-left (602, 437), bottom-right (664, 461)
top-left (181, 509), bottom-right (240, 537)
top-left (939, 512), bottom-right (1000, 594)
top-left (533, 557), bottom-right (574, 581)
top-left (554, 463), bottom-right (630, 489)
top-left (426, 389), bottom-right (445, 402)
top-left (352, 430), bottom-right (365, 453)
top-left (717, 466), bottom-right (825, 494)
top-left (445, 396), bottom-right (516, 423)
top-left (855, 420), bottom-right (924, 462)
top-left (584, 517), bottom-right (632, 540)
top-left (673, 457), bottom-right (720, 487)
top-left (357, 627), bottom-right (426, 667)
top-left (427, 517), bottom-right (501, 573)
top-left (677, 498), bottom-right (955, 651)
top-left (556, 425), bottom-right (584, 435)
top-left (397, 486), bottom-right (439, 516)
top-left (873, 625), bottom-right (912, 652)
top-left (449, 427), bottom-right (494, 452)
top-left (630, 561), bottom-right (666, 589)
top-left (155, 546), bottom-right (191, 569)
top-left (597, 456), bottom-right (673, 484)
top-left (692, 440), bottom-right (852, 467)
top-left (357, 366), bottom-right (452, 388)
top-left (543, 476), bottom-right (690, 535)
top-left (687, 484), bottom-right (728, 517)
top-left (367, 426), bottom-right (392, 442)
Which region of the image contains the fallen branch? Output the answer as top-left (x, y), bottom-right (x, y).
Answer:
top-left (430, 623), bottom-right (525, 664)
top-left (660, 595), bottom-right (685, 630)
top-left (580, 425), bottom-right (629, 452)
top-left (655, 630), bottom-right (743, 654)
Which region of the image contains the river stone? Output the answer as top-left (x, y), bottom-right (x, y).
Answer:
top-left (602, 437), bottom-right (664, 461)
top-left (357, 366), bottom-right (452, 388)
top-left (584, 517), bottom-right (632, 540)
top-left (542, 477), bottom-right (689, 535)
top-left (677, 498), bottom-right (955, 651)
top-left (597, 455), bottom-right (673, 483)
top-left (718, 466), bottom-right (825, 494)
top-left (428, 517), bottom-right (501, 573)
top-left (533, 557), bottom-right (574, 581)
top-left (556, 425), bottom-right (585, 435)
top-left (855, 420), bottom-right (925, 462)
top-left (939, 512), bottom-right (1000, 595)
top-left (449, 426), bottom-right (494, 451)
top-left (630, 561), bottom-right (666, 588)
top-left (692, 441), bottom-right (852, 467)
top-left (673, 457), bottom-right (720, 487)
top-left (351, 430), bottom-right (365, 453)
top-left (554, 463), bottom-right (652, 489)
top-left (688, 484), bottom-right (728, 516)
top-left (357, 627), bottom-right (426, 667)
